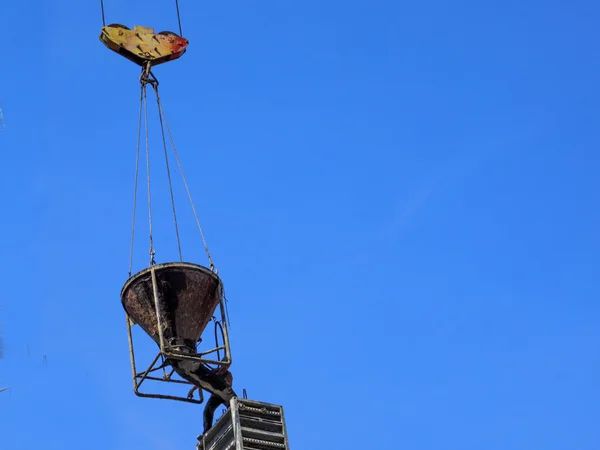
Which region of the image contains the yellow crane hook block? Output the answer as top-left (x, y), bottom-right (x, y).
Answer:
top-left (100, 24), bottom-right (188, 67)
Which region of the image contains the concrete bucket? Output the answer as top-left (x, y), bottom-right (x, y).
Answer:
top-left (121, 262), bottom-right (222, 350)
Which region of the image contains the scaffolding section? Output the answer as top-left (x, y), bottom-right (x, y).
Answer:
top-left (198, 398), bottom-right (291, 450)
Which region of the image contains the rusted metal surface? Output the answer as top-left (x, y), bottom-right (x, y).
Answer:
top-left (121, 262), bottom-right (222, 349)
top-left (99, 24), bottom-right (188, 67)
top-left (123, 261), bottom-right (235, 404)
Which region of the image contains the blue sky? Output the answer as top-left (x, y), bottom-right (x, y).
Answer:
top-left (1, 0), bottom-right (600, 448)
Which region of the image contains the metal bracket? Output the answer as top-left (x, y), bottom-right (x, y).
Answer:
top-left (99, 24), bottom-right (188, 67)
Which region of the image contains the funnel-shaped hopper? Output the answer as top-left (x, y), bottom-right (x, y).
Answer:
top-left (121, 262), bottom-right (222, 349)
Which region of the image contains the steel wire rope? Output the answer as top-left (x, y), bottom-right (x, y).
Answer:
top-left (151, 82), bottom-right (183, 261)
top-left (100, 0), bottom-right (183, 33)
top-left (100, 0), bottom-right (106, 27)
top-left (128, 84), bottom-right (145, 277)
top-left (155, 95), bottom-right (215, 271)
top-left (175, 0), bottom-right (183, 37)
top-left (143, 83), bottom-right (156, 265)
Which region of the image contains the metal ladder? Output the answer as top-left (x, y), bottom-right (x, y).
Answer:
top-left (197, 398), bottom-right (291, 450)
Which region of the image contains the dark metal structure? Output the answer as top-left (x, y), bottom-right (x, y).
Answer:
top-left (123, 262), bottom-right (232, 403)
top-left (97, 0), bottom-right (234, 406)
top-left (198, 398), bottom-right (291, 450)
top-left (99, 3), bottom-right (292, 448)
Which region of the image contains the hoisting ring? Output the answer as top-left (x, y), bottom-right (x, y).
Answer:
top-left (140, 62), bottom-right (159, 87)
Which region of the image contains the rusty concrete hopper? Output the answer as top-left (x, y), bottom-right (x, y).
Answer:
top-left (121, 262), bottom-right (223, 351)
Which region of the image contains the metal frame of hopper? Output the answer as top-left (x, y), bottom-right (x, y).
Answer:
top-left (124, 264), bottom-right (233, 404)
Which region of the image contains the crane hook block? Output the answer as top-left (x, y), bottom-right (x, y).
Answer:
top-left (100, 24), bottom-right (188, 67)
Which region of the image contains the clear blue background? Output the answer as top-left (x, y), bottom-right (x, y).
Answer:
top-left (1, 0), bottom-right (599, 449)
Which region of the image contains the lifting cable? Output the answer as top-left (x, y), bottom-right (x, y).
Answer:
top-left (128, 85), bottom-right (143, 277)
top-left (101, 0), bottom-right (213, 273)
top-left (175, 0), bottom-right (183, 37)
top-left (143, 76), bottom-right (156, 267)
top-left (156, 86), bottom-right (184, 264)
top-left (99, 0), bottom-right (183, 37)
top-left (128, 63), bottom-right (215, 274)
top-left (100, 0), bottom-right (106, 27)
top-left (157, 92), bottom-right (215, 271)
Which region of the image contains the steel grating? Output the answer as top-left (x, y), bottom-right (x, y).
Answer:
top-left (198, 398), bottom-right (291, 450)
